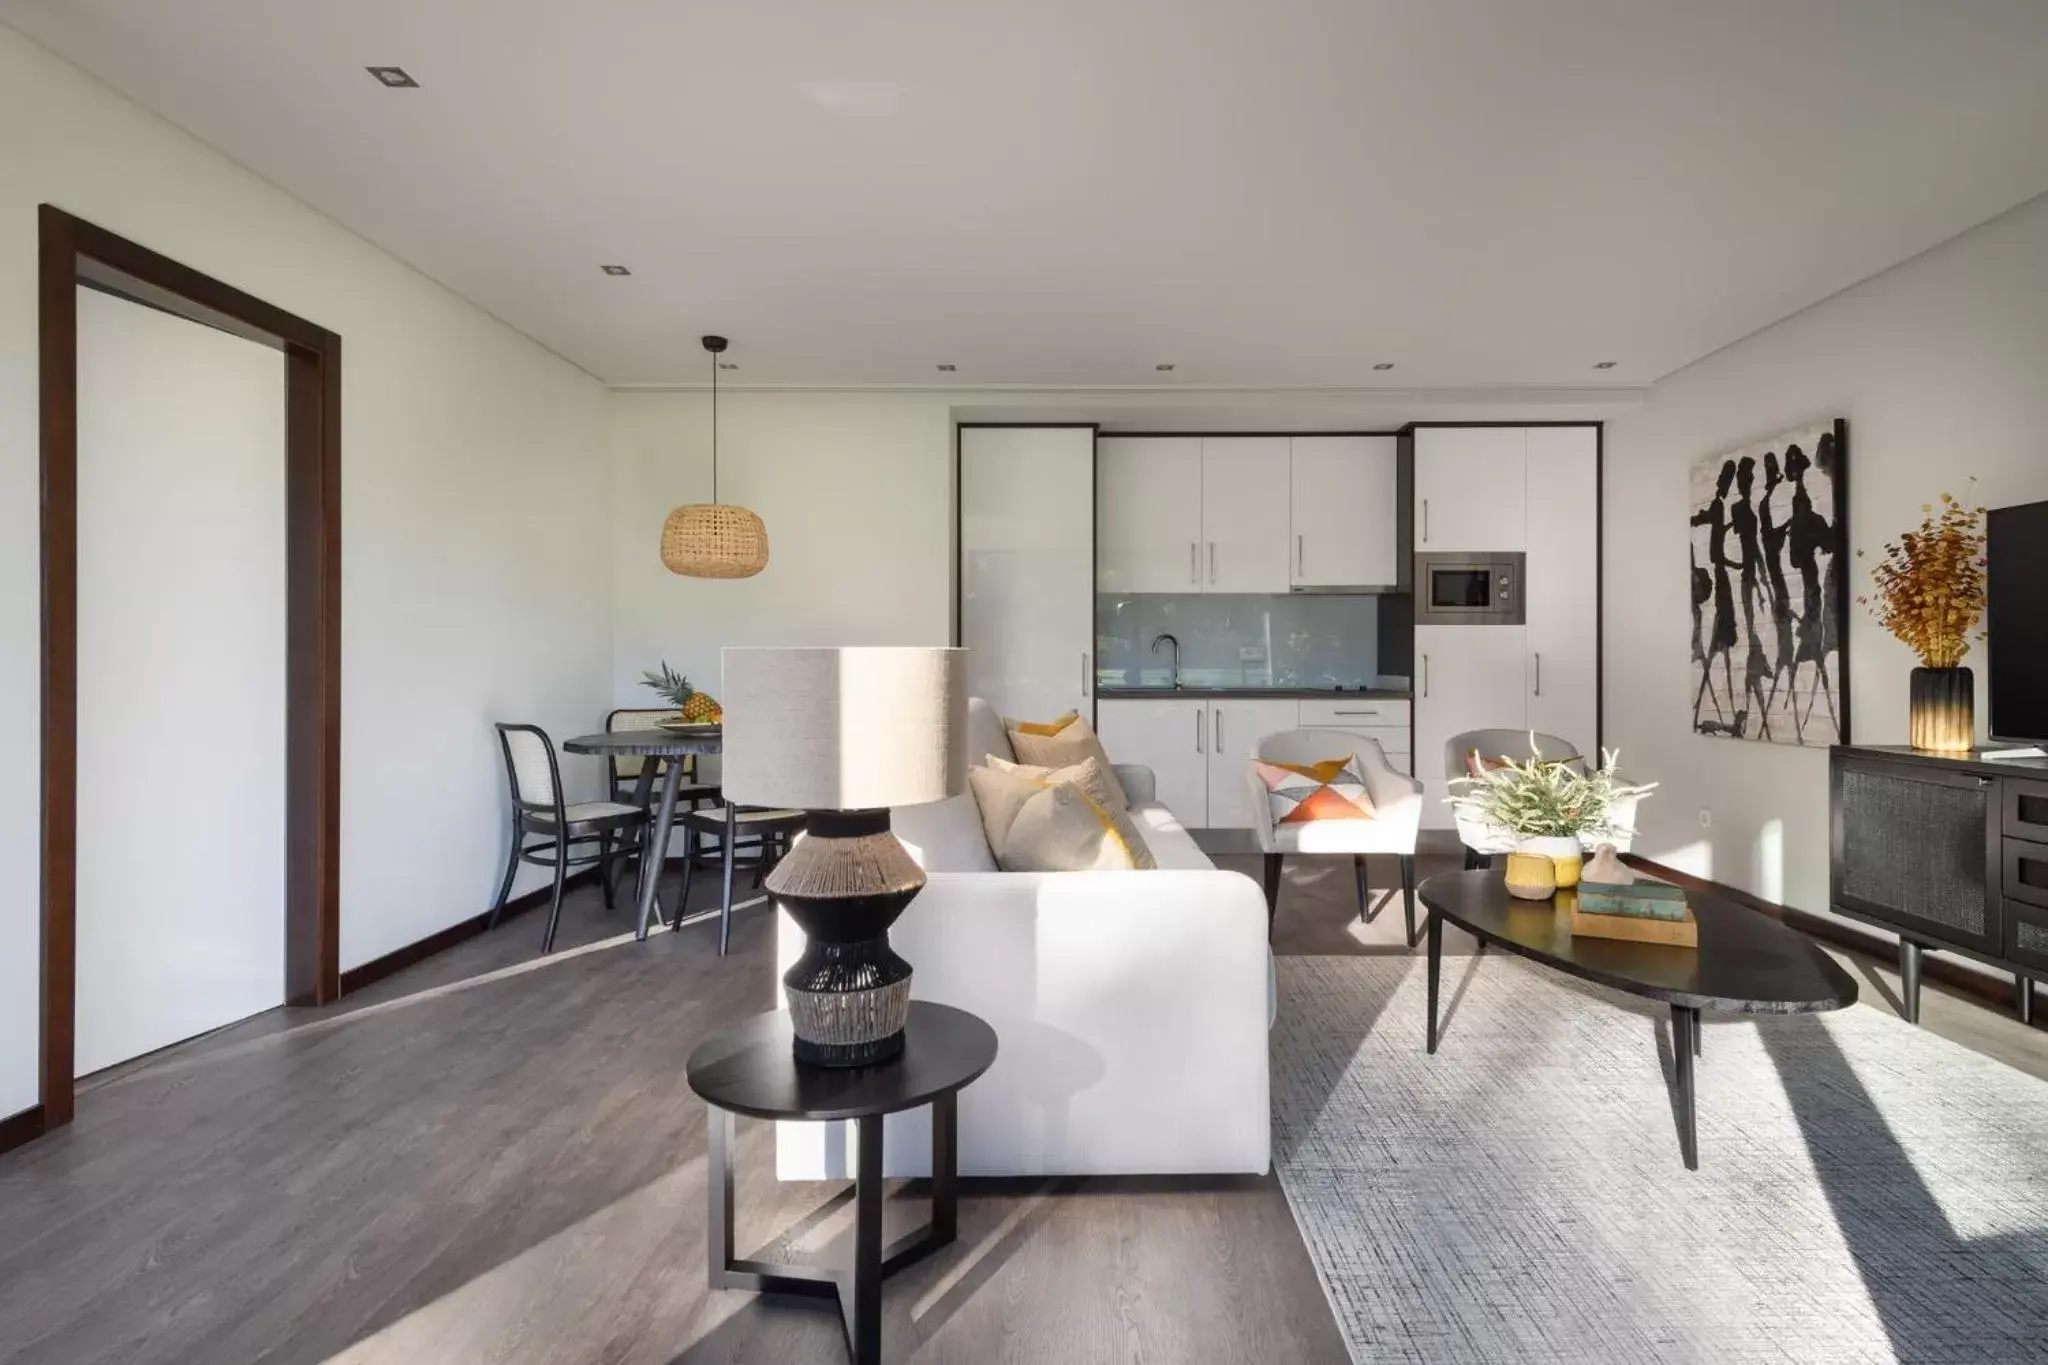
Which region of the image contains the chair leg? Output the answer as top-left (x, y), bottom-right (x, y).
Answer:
top-left (541, 829), bottom-right (570, 954)
top-left (751, 832), bottom-right (768, 890)
top-left (487, 817), bottom-right (521, 930)
top-left (1463, 845), bottom-right (1485, 872)
top-left (1262, 853), bottom-right (1283, 940)
top-left (719, 806), bottom-right (739, 957)
top-left (1400, 854), bottom-right (1418, 947)
top-left (1354, 854), bottom-right (1369, 923)
top-left (598, 831), bottom-right (616, 910)
top-left (675, 824), bottom-right (697, 929)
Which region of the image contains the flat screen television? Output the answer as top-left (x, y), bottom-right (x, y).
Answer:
top-left (1987, 499), bottom-right (2048, 744)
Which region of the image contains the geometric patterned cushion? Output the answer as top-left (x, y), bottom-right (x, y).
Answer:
top-left (1253, 756), bottom-right (1377, 824)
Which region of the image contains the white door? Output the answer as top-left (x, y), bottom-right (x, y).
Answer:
top-left (1206, 699), bottom-right (1305, 830)
top-left (1096, 437), bottom-right (1203, 594)
top-left (1524, 426), bottom-right (1600, 758)
top-left (1097, 699), bottom-right (1210, 826)
top-left (1415, 427), bottom-right (1527, 551)
top-left (1200, 438), bottom-right (1292, 593)
top-left (959, 426), bottom-right (1096, 724)
top-left (1414, 625), bottom-right (1530, 830)
top-left (74, 289), bottom-right (287, 1075)
top-left (1291, 436), bottom-right (1400, 588)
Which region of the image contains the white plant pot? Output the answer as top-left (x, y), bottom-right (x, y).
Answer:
top-left (1517, 835), bottom-right (1585, 889)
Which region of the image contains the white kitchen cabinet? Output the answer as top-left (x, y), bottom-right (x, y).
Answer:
top-left (1200, 438), bottom-right (1292, 593)
top-left (1205, 699), bottom-right (1306, 829)
top-left (1298, 696), bottom-right (1411, 775)
top-left (1414, 624), bottom-right (1531, 829)
top-left (1096, 437), bottom-right (1203, 594)
top-left (1097, 698), bottom-right (1212, 827)
top-left (1414, 426), bottom-right (1527, 552)
top-left (959, 426), bottom-right (1096, 725)
top-left (1524, 426), bottom-right (1600, 758)
top-left (1290, 436), bottom-right (1400, 588)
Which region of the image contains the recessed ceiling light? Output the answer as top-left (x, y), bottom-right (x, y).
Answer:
top-left (936, 363), bottom-right (957, 372)
top-left (366, 66), bottom-right (418, 88)
top-left (600, 264), bottom-right (631, 276)
top-left (1156, 363), bottom-right (1175, 372)
top-left (1593, 360), bottom-right (1617, 369)
top-left (1373, 362), bottom-right (1395, 371)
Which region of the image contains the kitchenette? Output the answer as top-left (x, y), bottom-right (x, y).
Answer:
top-left (957, 422), bottom-right (1597, 833)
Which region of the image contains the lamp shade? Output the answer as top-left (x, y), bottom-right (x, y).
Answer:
top-left (661, 502), bottom-right (768, 578)
top-left (721, 647), bottom-right (967, 810)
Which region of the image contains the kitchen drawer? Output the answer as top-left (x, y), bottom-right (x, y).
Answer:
top-left (1299, 697), bottom-right (1409, 730)
top-left (2004, 779), bottom-right (2048, 844)
top-left (2003, 837), bottom-right (2048, 910)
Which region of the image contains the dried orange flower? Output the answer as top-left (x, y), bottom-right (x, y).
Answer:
top-left (1856, 486), bottom-right (1987, 669)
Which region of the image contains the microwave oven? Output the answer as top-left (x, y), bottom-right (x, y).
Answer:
top-left (1414, 552), bottom-right (1525, 625)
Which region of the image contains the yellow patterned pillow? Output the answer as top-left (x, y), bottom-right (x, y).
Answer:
top-left (986, 753), bottom-right (1128, 813)
top-left (997, 781), bottom-right (1158, 872)
top-left (1004, 711), bottom-right (1119, 785)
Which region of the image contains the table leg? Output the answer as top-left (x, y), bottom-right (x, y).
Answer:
top-left (719, 803), bottom-right (739, 958)
top-left (1671, 1004), bottom-right (1699, 1170)
top-left (1426, 907), bottom-right (1443, 1054)
top-left (707, 1103), bottom-right (735, 1285)
top-left (638, 763), bottom-right (686, 940)
top-left (850, 1113), bottom-right (885, 1365)
top-left (931, 1092), bottom-right (958, 1247)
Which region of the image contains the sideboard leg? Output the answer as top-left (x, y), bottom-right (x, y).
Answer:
top-left (2020, 976), bottom-right (2035, 1028)
top-left (1899, 941), bottom-right (1923, 1025)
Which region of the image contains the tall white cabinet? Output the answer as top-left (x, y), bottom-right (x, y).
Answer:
top-left (958, 425), bottom-right (1096, 724)
top-left (1412, 424), bottom-right (1599, 828)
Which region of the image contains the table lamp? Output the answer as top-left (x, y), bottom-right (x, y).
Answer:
top-left (721, 646), bottom-right (967, 1066)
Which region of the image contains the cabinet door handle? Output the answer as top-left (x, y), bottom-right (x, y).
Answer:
top-left (1195, 707), bottom-right (1204, 754)
top-left (1215, 708), bottom-right (1224, 750)
top-left (1082, 652), bottom-right (1090, 698)
top-left (1190, 542), bottom-right (1199, 584)
top-left (1422, 499), bottom-right (1429, 544)
top-left (1533, 652), bottom-right (1541, 697)
top-left (1423, 654), bottom-right (1430, 698)
top-left (1297, 533), bottom-right (1305, 578)
top-left (1207, 542), bottom-right (1216, 585)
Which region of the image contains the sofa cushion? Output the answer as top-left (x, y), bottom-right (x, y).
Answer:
top-left (1253, 756), bottom-right (1377, 824)
top-left (892, 793), bottom-right (997, 873)
top-left (1004, 710), bottom-right (1119, 787)
top-left (987, 752), bottom-right (1128, 813)
top-left (1129, 802), bottom-right (1212, 871)
top-left (966, 763), bottom-right (1042, 855)
top-left (997, 782), bottom-right (1157, 872)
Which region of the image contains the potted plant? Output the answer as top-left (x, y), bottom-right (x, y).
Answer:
top-left (641, 661), bottom-right (723, 725)
top-left (1858, 490), bottom-right (1987, 753)
top-left (1447, 743), bottom-right (1657, 900)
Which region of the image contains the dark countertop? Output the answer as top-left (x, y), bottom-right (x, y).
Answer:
top-left (1097, 686), bottom-right (1413, 701)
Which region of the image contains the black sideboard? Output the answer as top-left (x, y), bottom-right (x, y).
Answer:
top-left (1830, 744), bottom-right (2047, 1026)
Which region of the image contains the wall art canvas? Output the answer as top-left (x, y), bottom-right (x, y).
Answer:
top-left (1689, 419), bottom-right (1848, 746)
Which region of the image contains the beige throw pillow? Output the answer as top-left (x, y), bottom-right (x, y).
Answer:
top-left (1004, 711), bottom-right (1121, 792)
top-left (967, 762), bottom-right (1042, 856)
top-left (997, 781), bottom-right (1158, 872)
top-left (986, 753), bottom-right (1128, 813)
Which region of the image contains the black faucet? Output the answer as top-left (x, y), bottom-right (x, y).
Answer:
top-left (1150, 632), bottom-right (1180, 689)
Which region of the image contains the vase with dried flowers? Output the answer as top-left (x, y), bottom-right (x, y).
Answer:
top-left (1857, 488), bottom-right (1987, 752)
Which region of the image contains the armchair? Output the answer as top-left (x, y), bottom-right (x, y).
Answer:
top-left (1248, 729), bottom-right (1425, 945)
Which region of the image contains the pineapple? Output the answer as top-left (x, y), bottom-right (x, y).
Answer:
top-left (641, 661), bottom-right (722, 724)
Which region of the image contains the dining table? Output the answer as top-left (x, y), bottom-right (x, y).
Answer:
top-left (561, 726), bottom-right (723, 940)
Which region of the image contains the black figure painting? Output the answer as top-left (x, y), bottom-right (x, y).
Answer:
top-left (1689, 420), bottom-right (1848, 746)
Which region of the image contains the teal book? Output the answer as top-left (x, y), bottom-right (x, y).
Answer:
top-left (1578, 884), bottom-right (1690, 921)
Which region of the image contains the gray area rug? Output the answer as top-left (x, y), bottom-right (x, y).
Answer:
top-left (1271, 955), bottom-right (2048, 1364)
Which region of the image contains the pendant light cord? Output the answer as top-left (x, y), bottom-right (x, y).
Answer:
top-left (709, 345), bottom-right (719, 504)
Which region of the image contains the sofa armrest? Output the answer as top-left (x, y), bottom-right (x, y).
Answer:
top-left (1111, 763), bottom-right (1156, 805)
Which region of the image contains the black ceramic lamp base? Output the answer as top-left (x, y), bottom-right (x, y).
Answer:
top-left (769, 809), bottom-right (926, 1069)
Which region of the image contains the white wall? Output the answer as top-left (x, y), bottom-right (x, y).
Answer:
top-left (1605, 191), bottom-right (2048, 935)
top-left (609, 391), bottom-right (957, 708)
top-left (0, 26), bottom-right (610, 1118)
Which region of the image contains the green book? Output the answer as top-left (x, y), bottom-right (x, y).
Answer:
top-left (1581, 878), bottom-right (1685, 900)
top-left (1578, 889), bottom-right (1690, 922)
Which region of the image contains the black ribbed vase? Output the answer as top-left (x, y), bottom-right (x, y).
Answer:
top-left (769, 808), bottom-right (925, 1068)
top-left (1908, 666), bottom-right (1974, 753)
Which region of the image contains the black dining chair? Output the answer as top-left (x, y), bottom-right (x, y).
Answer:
top-left (490, 723), bottom-right (649, 953)
top-left (677, 804), bottom-right (806, 955)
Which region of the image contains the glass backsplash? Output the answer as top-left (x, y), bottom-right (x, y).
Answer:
top-left (1097, 594), bottom-right (1396, 690)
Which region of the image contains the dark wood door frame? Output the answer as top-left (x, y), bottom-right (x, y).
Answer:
top-left (33, 205), bottom-right (341, 1140)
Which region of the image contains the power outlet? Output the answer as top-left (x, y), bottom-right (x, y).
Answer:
top-left (1698, 807), bottom-right (1713, 830)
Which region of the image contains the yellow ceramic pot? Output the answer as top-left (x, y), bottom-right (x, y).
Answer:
top-left (1520, 835), bottom-right (1584, 888)
top-left (1503, 851), bottom-right (1557, 900)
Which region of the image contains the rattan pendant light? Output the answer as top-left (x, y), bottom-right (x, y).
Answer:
top-left (661, 335), bottom-right (768, 578)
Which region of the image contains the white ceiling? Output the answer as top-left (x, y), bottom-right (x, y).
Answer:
top-left (9, 0), bottom-right (2048, 389)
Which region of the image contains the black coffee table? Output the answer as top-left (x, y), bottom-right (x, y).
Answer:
top-left (685, 1002), bottom-right (998, 1364)
top-left (1418, 870), bottom-right (1857, 1169)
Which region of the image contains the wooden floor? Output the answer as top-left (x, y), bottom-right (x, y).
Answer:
top-left (3, 851), bottom-right (2041, 1364)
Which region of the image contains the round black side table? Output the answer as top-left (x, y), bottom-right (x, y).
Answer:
top-left (685, 1002), bottom-right (998, 1365)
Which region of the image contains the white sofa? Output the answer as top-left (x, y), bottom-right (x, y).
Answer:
top-left (775, 698), bottom-right (1272, 1179)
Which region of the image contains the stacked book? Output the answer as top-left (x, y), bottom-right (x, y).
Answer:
top-left (1570, 877), bottom-right (1697, 947)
